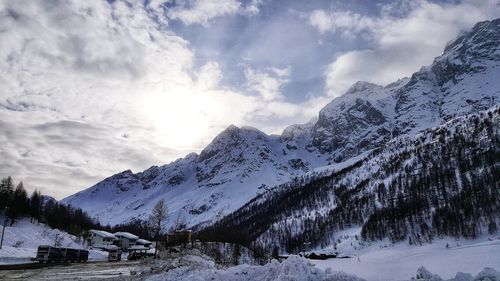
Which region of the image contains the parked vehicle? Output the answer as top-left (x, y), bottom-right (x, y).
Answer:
top-left (36, 245), bottom-right (89, 263)
top-left (108, 246), bottom-right (122, 262)
top-left (36, 246), bottom-right (64, 262)
top-left (63, 248), bottom-right (80, 262)
top-left (127, 248), bottom-right (154, 260)
top-left (78, 248), bottom-right (89, 261)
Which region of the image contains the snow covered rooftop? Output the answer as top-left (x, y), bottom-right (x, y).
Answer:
top-left (113, 232), bottom-right (138, 240)
top-left (92, 244), bottom-right (119, 251)
top-left (136, 239), bottom-right (152, 245)
top-left (127, 245), bottom-right (150, 251)
top-left (89, 229), bottom-right (116, 239)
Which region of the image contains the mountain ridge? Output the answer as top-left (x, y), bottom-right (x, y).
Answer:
top-left (62, 18), bottom-right (500, 228)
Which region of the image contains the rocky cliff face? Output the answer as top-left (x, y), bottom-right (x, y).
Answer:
top-left (62, 18), bottom-right (500, 227)
top-left (310, 19), bottom-right (500, 162)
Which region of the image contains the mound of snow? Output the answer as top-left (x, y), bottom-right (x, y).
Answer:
top-left (146, 255), bottom-right (365, 281)
top-left (414, 266), bottom-right (500, 281)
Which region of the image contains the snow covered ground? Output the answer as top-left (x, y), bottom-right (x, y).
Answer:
top-left (309, 229), bottom-right (500, 281)
top-left (0, 218), bottom-right (107, 264)
top-left (0, 260), bottom-right (155, 280)
top-left (145, 255), bottom-right (365, 281)
top-left (144, 253), bottom-right (500, 281)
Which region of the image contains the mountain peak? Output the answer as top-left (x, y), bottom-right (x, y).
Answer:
top-left (443, 18), bottom-right (500, 55)
top-left (344, 81), bottom-right (381, 96)
top-left (224, 124), bottom-right (239, 132)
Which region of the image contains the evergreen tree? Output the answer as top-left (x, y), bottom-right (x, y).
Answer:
top-left (7, 182), bottom-right (29, 224)
top-left (232, 243), bottom-right (241, 265)
top-left (0, 176), bottom-right (14, 212)
top-left (29, 190), bottom-right (42, 222)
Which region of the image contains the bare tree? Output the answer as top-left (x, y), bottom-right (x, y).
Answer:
top-left (148, 199), bottom-right (168, 257)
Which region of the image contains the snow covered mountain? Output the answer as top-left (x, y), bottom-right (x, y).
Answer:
top-left (62, 18), bottom-right (500, 228)
top-left (311, 18), bottom-right (499, 162)
top-left (200, 106), bottom-right (500, 252)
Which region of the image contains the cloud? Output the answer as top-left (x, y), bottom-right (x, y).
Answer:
top-left (310, 0), bottom-right (500, 97)
top-left (244, 66), bottom-right (290, 101)
top-left (0, 110), bottom-right (189, 198)
top-left (167, 0), bottom-right (241, 26)
top-left (0, 0), bottom-right (217, 197)
top-left (196, 61), bottom-right (224, 90)
top-left (241, 0), bottom-right (264, 17)
top-left (166, 0), bottom-right (265, 26)
top-left (309, 9), bottom-right (378, 37)
top-left (239, 66), bottom-right (326, 132)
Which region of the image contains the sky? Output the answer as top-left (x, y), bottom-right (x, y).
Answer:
top-left (0, 0), bottom-right (499, 199)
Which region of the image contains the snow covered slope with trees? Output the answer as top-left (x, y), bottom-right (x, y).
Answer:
top-left (200, 107), bottom-right (500, 252)
top-left (62, 18), bottom-right (500, 229)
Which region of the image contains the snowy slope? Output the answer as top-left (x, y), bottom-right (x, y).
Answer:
top-left (62, 126), bottom-right (326, 227)
top-left (311, 231), bottom-right (500, 281)
top-left (0, 218), bottom-right (107, 264)
top-left (62, 18), bottom-right (500, 228)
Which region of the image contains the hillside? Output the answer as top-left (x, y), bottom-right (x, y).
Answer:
top-left (199, 107), bottom-right (500, 252)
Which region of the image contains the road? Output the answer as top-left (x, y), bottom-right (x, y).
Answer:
top-left (0, 260), bottom-right (161, 280)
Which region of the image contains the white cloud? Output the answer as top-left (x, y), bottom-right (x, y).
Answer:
top-left (0, 0), bottom-right (199, 197)
top-left (240, 66), bottom-right (326, 133)
top-left (196, 61), bottom-right (223, 90)
top-left (0, 110), bottom-right (188, 198)
top-left (309, 10), bottom-right (378, 37)
top-left (166, 0), bottom-right (265, 26)
top-left (167, 0), bottom-right (241, 26)
top-left (241, 0), bottom-right (264, 17)
top-left (245, 67), bottom-right (289, 101)
top-left (310, 0), bottom-right (500, 97)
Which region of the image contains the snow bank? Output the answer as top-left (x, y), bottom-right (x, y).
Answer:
top-left (145, 253), bottom-right (500, 281)
top-left (415, 266), bottom-right (500, 281)
top-left (0, 218), bottom-right (107, 264)
top-left (146, 255), bottom-right (365, 281)
top-left (145, 253), bottom-right (499, 281)
top-left (311, 235), bottom-right (500, 281)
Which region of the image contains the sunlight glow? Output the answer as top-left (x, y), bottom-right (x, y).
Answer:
top-left (144, 85), bottom-right (223, 150)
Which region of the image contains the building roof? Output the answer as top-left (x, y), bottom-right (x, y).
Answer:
top-left (90, 229), bottom-right (117, 239)
top-left (136, 239), bottom-right (152, 245)
top-left (128, 245), bottom-right (150, 251)
top-left (93, 244), bottom-right (120, 251)
top-left (114, 232), bottom-right (139, 240)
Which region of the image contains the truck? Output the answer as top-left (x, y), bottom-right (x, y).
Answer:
top-left (108, 246), bottom-right (122, 262)
top-left (36, 245), bottom-right (89, 263)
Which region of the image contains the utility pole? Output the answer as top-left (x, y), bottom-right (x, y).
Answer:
top-left (0, 218), bottom-right (7, 249)
top-left (54, 234), bottom-right (59, 247)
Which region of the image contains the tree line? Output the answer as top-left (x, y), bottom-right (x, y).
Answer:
top-left (0, 176), bottom-right (97, 236)
top-left (0, 177), bottom-right (42, 225)
top-left (0, 179), bottom-right (173, 243)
